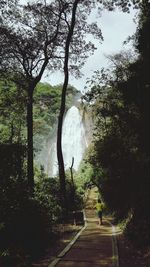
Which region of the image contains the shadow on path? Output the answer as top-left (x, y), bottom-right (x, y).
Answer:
top-left (55, 187), bottom-right (118, 267)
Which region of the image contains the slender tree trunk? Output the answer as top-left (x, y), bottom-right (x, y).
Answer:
top-left (27, 86), bottom-right (34, 191)
top-left (70, 157), bottom-right (75, 187)
top-left (57, 0), bottom-right (80, 212)
top-left (26, 60), bottom-right (48, 192)
top-left (57, 73), bottom-right (68, 212)
top-left (17, 120), bottom-right (22, 144)
top-left (70, 157), bottom-right (75, 209)
top-left (9, 121), bottom-right (14, 143)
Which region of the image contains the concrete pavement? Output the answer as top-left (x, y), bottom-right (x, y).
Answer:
top-left (50, 188), bottom-right (119, 267)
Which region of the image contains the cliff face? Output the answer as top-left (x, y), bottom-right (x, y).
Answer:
top-left (84, 108), bottom-right (94, 146)
top-left (78, 103), bottom-right (94, 146)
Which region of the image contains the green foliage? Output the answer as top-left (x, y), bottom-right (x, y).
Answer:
top-left (65, 171), bottom-right (83, 212)
top-left (0, 79), bottom-right (78, 154)
top-left (0, 178), bottom-right (52, 266)
top-left (35, 176), bottom-right (62, 222)
top-left (0, 156), bottom-right (61, 265)
top-left (74, 153), bottom-right (94, 195)
top-left (34, 83), bottom-right (61, 129)
top-left (0, 174), bottom-right (62, 266)
top-left (85, 1), bottom-right (150, 247)
top-left (0, 144), bottom-right (26, 181)
top-left (125, 216), bottom-right (150, 247)
top-left (0, 80), bottom-right (26, 143)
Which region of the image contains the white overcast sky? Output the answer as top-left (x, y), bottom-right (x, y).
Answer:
top-left (48, 9), bottom-right (137, 92)
top-left (19, 1), bottom-right (137, 92)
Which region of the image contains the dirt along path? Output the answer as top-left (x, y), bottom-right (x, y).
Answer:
top-left (49, 187), bottom-right (119, 267)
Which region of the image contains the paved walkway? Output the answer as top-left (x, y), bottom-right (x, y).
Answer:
top-left (51, 188), bottom-right (119, 267)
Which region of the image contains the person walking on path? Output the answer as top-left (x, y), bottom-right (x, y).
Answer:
top-left (38, 188), bottom-right (117, 267)
top-left (94, 198), bottom-right (104, 226)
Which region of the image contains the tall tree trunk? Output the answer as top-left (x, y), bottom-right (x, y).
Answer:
top-left (70, 157), bottom-right (75, 188)
top-left (57, 0), bottom-right (80, 212)
top-left (17, 120), bottom-right (22, 144)
top-left (57, 71), bottom-right (68, 212)
top-left (9, 121), bottom-right (14, 143)
top-left (27, 87), bottom-right (34, 191)
top-left (70, 157), bottom-right (75, 209)
top-left (26, 60), bottom-right (48, 192)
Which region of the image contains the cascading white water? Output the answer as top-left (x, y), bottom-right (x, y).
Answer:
top-left (62, 106), bottom-right (88, 170)
top-left (49, 105), bottom-right (88, 176)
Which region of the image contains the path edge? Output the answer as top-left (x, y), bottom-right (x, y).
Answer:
top-left (48, 210), bottom-right (87, 267)
top-left (107, 220), bottom-right (120, 267)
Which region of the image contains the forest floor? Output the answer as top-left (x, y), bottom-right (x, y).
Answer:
top-left (118, 233), bottom-right (150, 267)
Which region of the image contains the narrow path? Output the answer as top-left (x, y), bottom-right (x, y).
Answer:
top-left (50, 187), bottom-right (119, 267)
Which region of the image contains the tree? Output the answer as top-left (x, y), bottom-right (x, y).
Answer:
top-left (85, 0), bottom-right (150, 245)
top-left (56, 0), bottom-right (103, 211)
top-left (57, 0), bottom-right (79, 212)
top-left (0, 0), bottom-right (103, 194)
top-left (0, 0), bottom-right (142, 196)
top-left (0, 1), bottom-right (68, 190)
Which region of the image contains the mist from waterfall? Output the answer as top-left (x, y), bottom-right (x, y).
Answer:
top-left (49, 105), bottom-right (88, 176)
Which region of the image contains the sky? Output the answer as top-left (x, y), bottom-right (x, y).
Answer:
top-left (43, 8), bottom-right (137, 93)
top-left (19, 0), bottom-right (137, 93)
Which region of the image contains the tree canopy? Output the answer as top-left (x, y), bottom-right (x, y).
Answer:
top-left (84, 0), bottom-right (150, 246)
top-left (0, 0), bottom-right (150, 265)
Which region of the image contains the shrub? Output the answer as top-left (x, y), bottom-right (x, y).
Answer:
top-left (0, 177), bottom-right (56, 265)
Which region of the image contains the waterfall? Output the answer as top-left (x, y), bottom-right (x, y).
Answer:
top-left (48, 105), bottom-right (88, 176)
top-left (62, 106), bottom-right (88, 170)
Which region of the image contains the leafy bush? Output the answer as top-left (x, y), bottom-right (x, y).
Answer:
top-left (0, 162), bottom-right (86, 266)
top-left (0, 177), bottom-right (57, 266)
top-left (65, 176), bottom-right (83, 212)
top-left (125, 215), bottom-right (150, 247)
top-left (35, 176), bottom-right (62, 223)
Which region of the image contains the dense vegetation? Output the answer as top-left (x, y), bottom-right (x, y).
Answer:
top-left (0, 0), bottom-right (99, 263)
top-left (0, 80), bottom-right (78, 147)
top-left (0, 81), bottom-right (82, 266)
top-left (0, 0), bottom-right (150, 265)
top-left (84, 0), bottom-right (150, 247)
